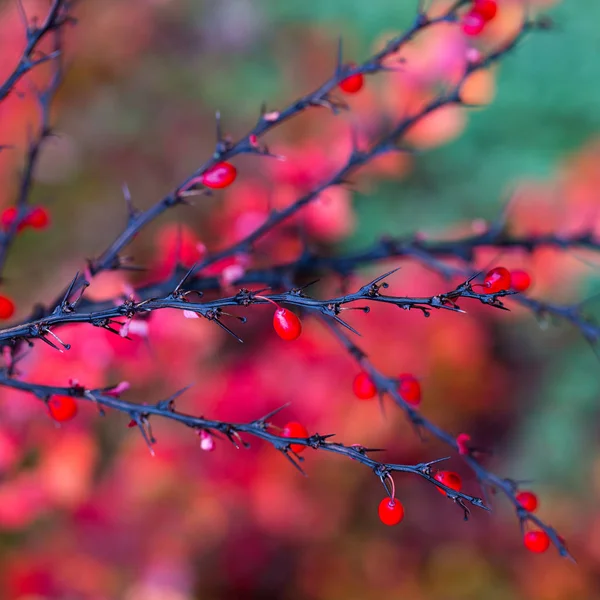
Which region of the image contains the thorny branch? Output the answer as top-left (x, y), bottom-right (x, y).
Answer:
top-left (34, 2), bottom-right (547, 314)
top-left (31, 227), bottom-right (599, 343)
top-left (0, 0), bottom-right (71, 102)
top-left (325, 319), bottom-right (573, 559)
top-left (0, 271), bottom-right (516, 347)
top-left (0, 14), bottom-right (65, 276)
top-left (0, 376), bottom-right (488, 516)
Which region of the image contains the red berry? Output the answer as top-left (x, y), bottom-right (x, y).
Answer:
top-left (378, 497), bottom-right (405, 526)
top-left (273, 307), bottom-right (302, 341)
top-left (339, 63), bottom-right (364, 94)
top-left (353, 371), bottom-right (377, 400)
top-left (524, 530), bottom-right (550, 553)
top-left (48, 396), bottom-right (78, 422)
top-left (474, 0), bottom-right (498, 21)
top-left (0, 295), bottom-right (15, 320)
top-left (1, 207), bottom-right (25, 232)
top-left (25, 206), bottom-right (50, 230)
top-left (510, 269), bottom-right (532, 293)
top-left (398, 373), bottom-right (421, 406)
top-left (516, 491), bottom-right (538, 512)
top-left (462, 10), bottom-right (486, 36)
top-left (1, 206), bottom-right (50, 232)
top-left (200, 162), bottom-right (237, 189)
top-left (282, 421), bottom-right (309, 454)
top-left (434, 470), bottom-right (462, 495)
top-left (482, 266), bottom-right (511, 293)
top-left (1, 207), bottom-right (16, 229)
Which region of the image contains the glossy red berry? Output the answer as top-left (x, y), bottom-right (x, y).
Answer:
top-left (462, 10), bottom-right (486, 36)
top-left (524, 530), bottom-right (550, 553)
top-left (474, 0), bottom-right (498, 21)
top-left (25, 206), bottom-right (50, 230)
top-left (339, 63), bottom-right (364, 94)
top-left (273, 307), bottom-right (302, 341)
top-left (482, 266), bottom-right (511, 293)
top-left (48, 396), bottom-right (78, 422)
top-left (0, 295), bottom-right (15, 320)
top-left (378, 497), bottom-right (405, 526)
top-left (282, 421), bottom-right (309, 454)
top-left (353, 372), bottom-right (377, 400)
top-left (510, 269), bottom-right (532, 293)
top-left (516, 491), bottom-right (538, 512)
top-left (434, 470), bottom-right (462, 495)
top-left (200, 162), bottom-right (237, 189)
top-left (398, 373), bottom-right (421, 406)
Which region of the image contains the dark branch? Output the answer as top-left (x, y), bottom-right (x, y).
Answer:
top-left (0, 375), bottom-right (488, 515)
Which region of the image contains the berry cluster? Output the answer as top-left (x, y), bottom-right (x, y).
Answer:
top-left (353, 372), bottom-right (421, 406)
top-left (1, 206), bottom-right (50, 232)
top-left (475, 266), bottom-right (532, 294)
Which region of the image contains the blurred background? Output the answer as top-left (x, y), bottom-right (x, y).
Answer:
top-left (1, 0), bottom-right (600, 598)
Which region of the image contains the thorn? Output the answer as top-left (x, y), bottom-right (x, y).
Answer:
top-left (224, 428), bottom-right (249, 450)
top-left (283, 449), bottom-right (307, 477)
top-left (122, 182), bottom-right (136, 219)
top-left (219, 311), bottom-right (247, 324)
top-left (424, 456), bottom-right (451, 468)
top-left (41, 328), bottom-right (70, 352)
top-left (254, 402), bottom-right (291, 426)
top-left (158, 384), bottom-right (193, 410)
top-left (465, 270), bottom-right (483, 286)
top-left (174, 261), bottom-right (198, 294)
top-left (130, 415), bottom-right (156, 456)
top-left (342, 305), bottom-right (370, 314)
top-left (103, 323), bottom-right (123, 336)
top-left (212, 317), bottom-right (244, 343)
top-left (60, 271), bottom-right (80, 310)
top-left (456, 497), bottom-right (471, 521)
top-left (379, 472), bottom-right (393, 497)
top-left (332, 315), bottom-right (361, 336)
top-left (367, 267), bottom-right (402, 288)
